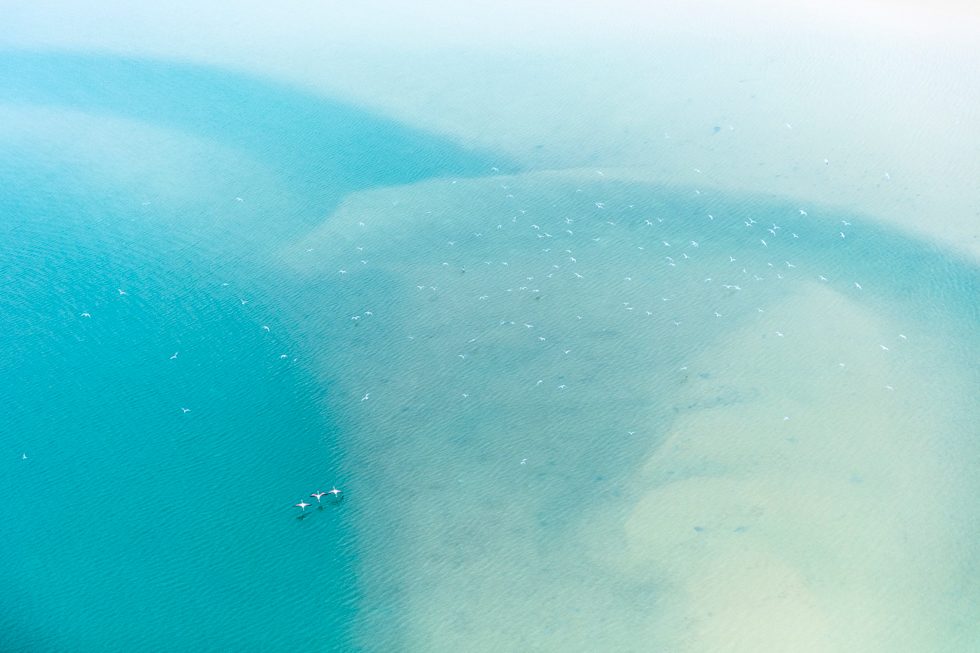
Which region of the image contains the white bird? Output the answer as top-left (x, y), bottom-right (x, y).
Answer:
top-left (361, 393), bottom-right (370, 401)
top-left (311, 491), bottom-right (327, 503)
top-left (80, 312), bottom-right (91, 318)
top-left (799, 209), bottom-right (808, 216)
top-left (262, 325), bottom-right (270, 332)
top-left (328, 487), bottom-right (343, 498)
top-left (854, 282), bottom-right (863, 289)
top-left (181, 407), bottom-right (191, 413)
top-left (760, 239), bottom-right (768, 247)
top-left (295, 501), bottom-right (311, 511)
top-left (117, 289), bottom-right (127, 295)
top-left (170, 352), bottom-right (179, 360)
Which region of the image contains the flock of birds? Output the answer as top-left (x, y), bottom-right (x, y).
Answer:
top-left (295, 487), bottom-right (343, 519)
top-left (326, 167), bottom-right (911, 426)
top-left (58, 169), bottom-right (907, 521)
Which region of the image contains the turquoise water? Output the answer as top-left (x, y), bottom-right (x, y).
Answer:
top-left (0, 54), bottom-right (507, 652)
top-left (2, 53), bottom-right (979, 652)
top-left (0, 153), bottom-right (361, 650)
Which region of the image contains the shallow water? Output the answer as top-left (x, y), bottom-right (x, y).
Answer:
top-left (284, 173), bottom-right (979, 651)
top-left (1, 53), bottom-right (978, 652)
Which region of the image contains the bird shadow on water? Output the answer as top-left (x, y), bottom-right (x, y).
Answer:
top-left (297, 500), bottom-right (345, 520)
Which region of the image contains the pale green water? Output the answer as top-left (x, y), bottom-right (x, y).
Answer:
top-left (284, 173), bottom-right (980, 651)
top-left (1, 52), bottom-right (979, 652)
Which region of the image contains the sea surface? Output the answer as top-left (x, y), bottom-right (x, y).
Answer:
top-left (1, 53), bottom-right (979, 652)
